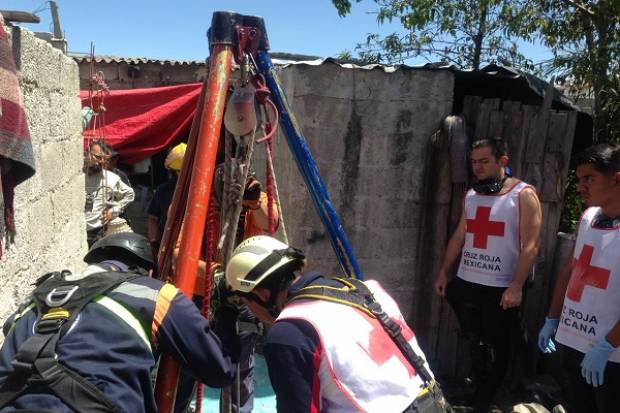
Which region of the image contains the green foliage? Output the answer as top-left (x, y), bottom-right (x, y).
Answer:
top-left (532, 0), bottom-right (620, 142)
top-left (335, 49), bottom-right (380, 65)
top-left (332, 0), bottom-right (362, 17)
top-left (559, 169), bottom-right (585, 233)
top-left (333, 0), bottom-right (620, 143)
top-left (332, 0), bottom-right (539, 71)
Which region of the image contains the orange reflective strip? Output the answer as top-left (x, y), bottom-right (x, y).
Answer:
top-left (151, 284), bottom-right (179, 345)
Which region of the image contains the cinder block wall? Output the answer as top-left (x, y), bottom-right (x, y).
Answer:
top-left (74, 58), bottom-right (207, 90)
top-left (0, 22), bottom-right (86, 335)
top-left (255, 62), bottom-right (454, 324)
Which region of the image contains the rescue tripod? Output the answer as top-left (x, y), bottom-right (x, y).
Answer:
top-left (152, 11), bottom-right (363, 413)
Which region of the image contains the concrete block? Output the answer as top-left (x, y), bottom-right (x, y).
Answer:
top-left (27, 194), bottom-right (54, 251)
top-left (15, 28), bottom-right (79, 93)
top-left (1, 24), bottom-right (86, 332)
top-left (48, 92), bottom-right (82, 141)
top-left (20, 84), bottom-right (52, 143)
top-left (51, 174), bottom-right (85, 226)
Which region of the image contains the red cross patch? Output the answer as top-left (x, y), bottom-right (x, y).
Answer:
top-left (363, 316), bottom-right (416, 378)
top-left (466, 206), bottom-right (505, 249)
top-left (567, 244), bottom-right (611, 302)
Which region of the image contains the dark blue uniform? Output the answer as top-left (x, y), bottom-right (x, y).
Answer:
top-left (0, 271), bottom-right (239, 413)
top-left (148, 177), bottom-right (177, 239)
top-left (263, 272), bottom-right (339, 413)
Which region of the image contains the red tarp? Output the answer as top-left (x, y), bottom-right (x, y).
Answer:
top-left (80, 83), bottom-right (202, 163)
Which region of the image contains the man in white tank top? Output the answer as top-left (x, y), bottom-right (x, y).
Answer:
top-left (538, 144), bottom-right (620, 413)
top-left (434, 138), bottom-right (542, 413)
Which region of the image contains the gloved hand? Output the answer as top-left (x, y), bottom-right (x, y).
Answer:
top-left (243, 176), bottom-right (261, 201)
top-left (581, 338), bottom-right (616, 387)
top-left (538, 317), bottom-right (559, 353)
top-left (225, 175), bottom-right (261, 206)
top-left (211, 267), bottom-right (240, 313)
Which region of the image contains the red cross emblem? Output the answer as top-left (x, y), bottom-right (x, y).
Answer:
top-left (466, 206), bottom-right (505, 249)
top-left (566, 244), bottom-right (611, 302)
top-left (364, 316), bottom-right (416, 377)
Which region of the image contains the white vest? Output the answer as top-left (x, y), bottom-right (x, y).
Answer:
top-left (457, 181), bottom-right (531, 287)
top-left (555, 207), bottom-right (620, 363)
top-left (277, 280), bottom-right (429, 413)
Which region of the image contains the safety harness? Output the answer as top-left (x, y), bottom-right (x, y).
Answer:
top-left (0, 270), bottom-right (142, 413)
top-left (287, 277), bottom-right (454, 413)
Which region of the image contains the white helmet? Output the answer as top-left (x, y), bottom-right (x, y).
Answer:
top-left (226, 236), bottom-right (304, 294)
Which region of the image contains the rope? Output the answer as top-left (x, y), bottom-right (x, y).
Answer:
top-left (86, 44), bottom-right (110, 146)
top-left (260, 103), bottom-right (287, 241)
top-left (265, 138), bottom-right (275, 236)
top-left (213, 56), bottom-right (290, 412)
top-left (218, 89), bottom-right (259, 413)
top-left (195, 197), bottom-right (218, 413)
top-left (219, 126), bottom-right (258, 265)
top-left (254, 74), bottom-right (287, 242)
top-left (265, 139), bottom-right (288, 243)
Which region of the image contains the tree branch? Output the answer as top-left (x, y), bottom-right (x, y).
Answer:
top-left (560, 0), bottom-right (596, 17)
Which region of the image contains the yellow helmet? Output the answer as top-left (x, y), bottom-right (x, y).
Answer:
top-left (165, 143), bottom-right (187, 171)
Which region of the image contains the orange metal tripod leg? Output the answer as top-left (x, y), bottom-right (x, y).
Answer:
top-left (154, 43), bottom-right (233, 413)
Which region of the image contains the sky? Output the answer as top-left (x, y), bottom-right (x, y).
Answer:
top-left (2, 0), bottom-right (551, 67)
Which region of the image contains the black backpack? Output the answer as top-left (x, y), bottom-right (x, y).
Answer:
top-left (0, 270), bottom-right (140, 413)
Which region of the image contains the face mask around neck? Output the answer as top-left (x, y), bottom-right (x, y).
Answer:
top-left (472, 176), bottom-right (508, 194)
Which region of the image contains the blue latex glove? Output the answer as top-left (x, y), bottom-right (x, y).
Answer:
top-left (538, 317), bottom-right (559, 353)
top-left (581, 338), bottom-right (616, 387)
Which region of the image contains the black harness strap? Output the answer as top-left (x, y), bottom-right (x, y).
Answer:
top-left (0, 270), bottom-right (141, 412)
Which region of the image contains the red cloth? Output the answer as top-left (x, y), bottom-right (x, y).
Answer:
top-left (81, 83), bottom-right (202, 163)
top-left (0, 21), bottom-right (36, 259)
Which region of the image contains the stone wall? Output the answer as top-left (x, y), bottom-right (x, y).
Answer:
top-left (0, 22), bottom-right (86, 333)
top-left (255, 62), bottom-right (454, 324)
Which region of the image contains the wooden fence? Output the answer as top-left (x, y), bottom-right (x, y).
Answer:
top-left (414, 94), bottom-right (578, 377)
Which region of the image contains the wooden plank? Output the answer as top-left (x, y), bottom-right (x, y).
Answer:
top-left (448, 116), bottom-right (469, 185)
top-left (488, 110), bottom-right (504, 138)
top-left (474, 98), bottom-right (501, 140)
top-left (540, 110), bottom-right (579, 204)
top-left (523, 162), bottom-right (543, 193)
top-left (523, 201), bottom-right (564, 375)
top-left (0, 10), bottom-right (40, 23)
top-left (512, 105), bottom-right (536, 178)
top-left (415, 128), bottom-right (453, 368)
top-left (548, 111), bottom-right (578, 206)
top-left (560, 112), bottom-right (578, 176)
top-left (462, 96), bottom-right (482, 141)
top-left (524, 110), bottom-right (550, 164)
top-left (501, 100), bottom-right (523, 162)
top-left (540, 152), bottom-right (563, 203)
top-left (504, 111), bottom-right (524, 175)
top-left (542, 78), bottom-right (556, 111)
top-left (546, 112), bottom-right (568, 153)
top-left (434, 301), bottom-right (460, 376)
top-left (502, 101), bottom-right (522, 113)
top-left (519, 201), bottom-right (555, 376)
top-left (449, 185), bottom-right (466, 232)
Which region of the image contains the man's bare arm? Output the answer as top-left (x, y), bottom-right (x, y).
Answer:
top-left (500, 188), bottom-right (542, 309)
